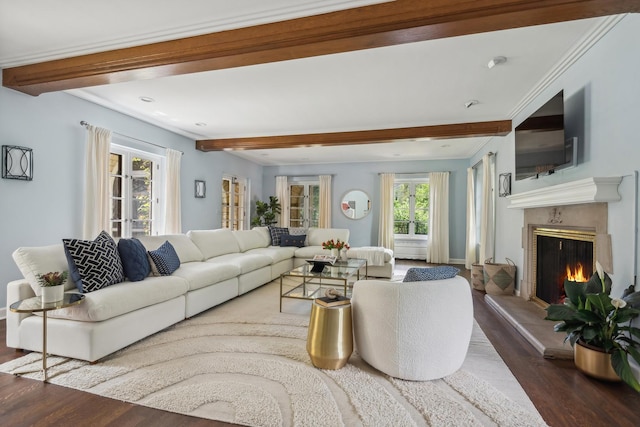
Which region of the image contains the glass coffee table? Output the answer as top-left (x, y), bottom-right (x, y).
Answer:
top-left (280, 259), bottom-right (367, 312)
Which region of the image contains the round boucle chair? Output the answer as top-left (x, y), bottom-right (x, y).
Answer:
top-left (351, 276), bottom-right (473, 381)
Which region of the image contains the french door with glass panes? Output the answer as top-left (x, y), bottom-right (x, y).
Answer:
top-left (393, 181), bottom-right (430, 238)
top-left (289, 181), bottom-right (319, 228)
top-left (222, 175), bottom-right (247, 230)
top-left (109, 146), bottom-right (162, 238)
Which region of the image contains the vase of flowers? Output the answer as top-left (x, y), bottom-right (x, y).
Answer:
top-left (37, 271), bottom-right (68, 303)
top-left (322, 239), bottom-right (350, 259)
top-left (544, 262), bottom-right (640, 391)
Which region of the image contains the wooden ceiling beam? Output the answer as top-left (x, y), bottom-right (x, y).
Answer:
top-left (4, 0), bottom-right (640, 96)
top-left (195, 120), bottom-right (512, 151)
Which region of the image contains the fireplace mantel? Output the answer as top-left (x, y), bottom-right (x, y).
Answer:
top-left (507, 177), bottom-right (622, 209)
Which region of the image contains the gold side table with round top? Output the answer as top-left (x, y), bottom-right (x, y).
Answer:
top-left (306, 299), bottom-right (353, 370)
top-left (10, 293), bottom-right (85, 382)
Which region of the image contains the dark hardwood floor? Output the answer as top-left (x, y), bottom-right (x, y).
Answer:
top-left (1, 260), bottom-right (639, 426)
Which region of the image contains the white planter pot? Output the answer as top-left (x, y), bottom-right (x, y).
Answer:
top-left (41, 286), bottom-right (64, 303)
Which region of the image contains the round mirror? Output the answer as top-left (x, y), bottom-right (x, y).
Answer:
top-left (340, 190), bottom-right (371, 220)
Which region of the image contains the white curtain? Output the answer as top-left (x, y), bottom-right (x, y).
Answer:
top-left (164, 148), bottom-right (182, 234)
top-left (276, 176), bottom-right (289, 227)
top-left (465, 167), bottom-right (478, 269)
top-left (82, 125), bottom-right (112, 239)
top-left (378, 173), bottom-right (395, 250)
top-left (319, 175), bottom-right (332, 228)
top-left (426, 172), bottom-right (450, 263)
top-left (479, 153), bottom-right (495, 263)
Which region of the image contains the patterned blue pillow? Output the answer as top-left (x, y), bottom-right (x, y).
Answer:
top-left (118, 238), bottom-right (151, 282)
top-left (268, 226), bottom-right (289, 246)
top-left (280, 234), bottom-right (306, 248)
top-left (63, 231), bottom-right (125, 293)
top-left (403, 266), bottom-right (460, 282)
top-left (147, 241), bottom-right (181, 275)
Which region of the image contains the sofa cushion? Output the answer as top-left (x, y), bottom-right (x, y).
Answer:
top-left (233, 229), bottom-right (269, 252)
top-left (172, 261), bottom-right (240, 291)
top-left (148, 241), bottom-right (181, 275)
top-left (293, 246), bottom-right (328, 259)
top-left (207, 253), bottom-right (272, 274)
top-left (245, 246), bottom-right (296, 264)
top-left (12, 244), bottom-right (76, 295)
top-left (268, 226), bottom-right (289, 246)
top-left (46, 276), bottom-right (189, 322)
top-left (252, 226), bottom-right (271, 245)
top-left (187, 229), bottom-right (240, 259)
top-left (403, 266), bottom-right (460, 282)
top-left (307, 228), bottom-right (350, 246)
top-left (117, 238), bottom-right (150, 281)
top-left (280, 234), bottom-right (306, 248)
top-left (63, 231), bottom-right (125, 293)
top-left (137, 234), bottom-right (204, 263)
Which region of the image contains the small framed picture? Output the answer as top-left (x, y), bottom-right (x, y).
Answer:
top-left (499, 173), bottom-right (511, 197)
top-left (2, 145), bottom-right (33, 181)
top-left (195, 180), bottom-right (206, 198)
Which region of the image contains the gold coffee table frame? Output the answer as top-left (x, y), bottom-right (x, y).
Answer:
top-left (280, 258), bottom-right (366, 312)
top-left (10, 293), bottom-right (85, 382)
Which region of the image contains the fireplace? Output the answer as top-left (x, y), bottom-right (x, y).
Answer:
top-left (533, 228), bottom-right (595, 306)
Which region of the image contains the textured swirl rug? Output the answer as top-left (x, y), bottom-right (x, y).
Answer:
top-left (0, 280), bottom-right (548, 427)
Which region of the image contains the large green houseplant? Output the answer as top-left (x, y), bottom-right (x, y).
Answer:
top-left (251, 196), bottom-right (281, 227)
top-left (544, 262), bottom-right (640, 391)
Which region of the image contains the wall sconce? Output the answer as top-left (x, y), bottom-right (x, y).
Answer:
top-left (195, 180), bottom-right (206, 198)
top-left (2, 145), bottom-right (33, 181)
top-left (499, 173), bottom-right (511, 197)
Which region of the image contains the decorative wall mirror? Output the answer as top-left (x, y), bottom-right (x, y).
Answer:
top-left (340, 190), bottom-right (371, 220)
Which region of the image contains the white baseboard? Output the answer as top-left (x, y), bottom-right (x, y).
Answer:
top-left (0, 307), bottom-right (6, 320)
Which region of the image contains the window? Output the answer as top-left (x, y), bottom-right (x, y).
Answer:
top-left (289, 181), bottom-right (319, 228)
top-left (109, 145), bottom-right (163, 238)
top-left (394, 180), bottom-right (429, 238)
top-left (222, 175), bottom-right (247, 230)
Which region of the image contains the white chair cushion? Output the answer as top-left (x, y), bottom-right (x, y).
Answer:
top-left (306, 228), bottom-right (350, 246)
top-left (12, 244), bottom-right (76, 295)
top-left (46, 276), bottom-right (189, 322)
top-left (137, 234), bottom-right (204, 263)
top-left (233, 229), bottom-right (269, 252)
top-left (172, 261), bottom-right (241, 291)
top-left (187, 229), bottom-right (240, 259)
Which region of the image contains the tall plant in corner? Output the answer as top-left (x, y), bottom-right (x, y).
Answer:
top-left (545, 262), bottom-right (640, 391)
top-left (251, 196), bottom-right (281, 226)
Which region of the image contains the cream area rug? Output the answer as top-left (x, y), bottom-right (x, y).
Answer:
top-left (0, 280), bottom-right (548, 427)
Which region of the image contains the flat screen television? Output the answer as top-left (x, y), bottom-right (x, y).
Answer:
top-left (515, 90), bottom-right (577, 181)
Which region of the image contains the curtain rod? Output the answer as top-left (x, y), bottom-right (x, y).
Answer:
top-left (472, 152), bottom-right (495, 169)
top-left (80, 121), bottom-right (184, 155)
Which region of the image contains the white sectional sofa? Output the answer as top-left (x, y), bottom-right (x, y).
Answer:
top-left (6, 227), bottom-right (394, 362)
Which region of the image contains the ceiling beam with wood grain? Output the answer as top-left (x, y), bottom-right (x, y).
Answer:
top-left (3, 0), bottom-right (639, 96)
top-left (196, 120), bottom-right (512, 151)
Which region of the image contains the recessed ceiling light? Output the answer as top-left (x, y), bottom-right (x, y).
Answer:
top-left (488, 56), bottom-right (507, 68)
top-left (195, 122), bottom-right (207, 127)
top-left (465, 100), bottom-right (479, 108)
top-left (139, 96), bottom-right (155, 103)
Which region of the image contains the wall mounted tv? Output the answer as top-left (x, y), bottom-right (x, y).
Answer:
top-left (515, 90), bottom-right (577, 181)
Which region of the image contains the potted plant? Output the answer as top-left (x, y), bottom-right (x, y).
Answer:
top-left (251, 196), bottom-right (281, 227)
top-left (544, 262), bottom-right (640, 391)
top-left (37, 271), bottom-right (68, 303)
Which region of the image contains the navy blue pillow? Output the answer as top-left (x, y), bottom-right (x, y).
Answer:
top-left (147, 241), bottom-right (181, 275)
top-left (118, 238), bottom-right (151, 282)
top-left (403, 266), bottom-right (460, 282)
top-left (268, 226), bottom-right (289, 246)
top-left (280, 234), bottom-right (306, 248)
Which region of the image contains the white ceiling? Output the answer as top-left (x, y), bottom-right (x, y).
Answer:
top-left (0, 1), bottom-right (620, 165)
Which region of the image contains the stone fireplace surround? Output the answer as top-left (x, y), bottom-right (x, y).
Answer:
top-left (485, 177), bottom-right (622, 359)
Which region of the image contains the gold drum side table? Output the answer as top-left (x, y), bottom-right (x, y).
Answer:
top-left (306, 300), bottom-right (353, 369)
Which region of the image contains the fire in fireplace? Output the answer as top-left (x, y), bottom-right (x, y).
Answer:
top-left (533, 228), bottom-right (595, 306)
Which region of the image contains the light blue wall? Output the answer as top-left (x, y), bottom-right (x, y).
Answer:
top-left (470, 14), bottom-right (640, 297)
top-left (0, 81), bottom-right (262, 308)
top-left (263, 159), bottom-right (469, 259)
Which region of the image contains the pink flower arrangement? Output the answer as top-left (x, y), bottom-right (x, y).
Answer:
top-left (321, 239), bottom-right (349, 250)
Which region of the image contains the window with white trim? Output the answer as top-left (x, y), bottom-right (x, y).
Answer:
top-left (289, 181), bottom-right (319, 228)
top-left (222, 175), bottom-right (247, 230)
top-left (109, 145), bottom-right (164, 238)
top-left (394, 179), bottom-right (430, 238)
